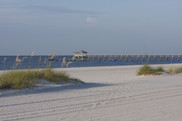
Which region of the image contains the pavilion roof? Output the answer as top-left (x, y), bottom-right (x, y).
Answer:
top-left (73, 50), bottom-right (88, 54)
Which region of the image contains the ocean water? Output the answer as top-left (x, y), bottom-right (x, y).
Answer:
top-left (0, 55), bottom-right (182, 70)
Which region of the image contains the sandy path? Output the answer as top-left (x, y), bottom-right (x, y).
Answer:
top-left (0, 64), bottom-right (182, 121)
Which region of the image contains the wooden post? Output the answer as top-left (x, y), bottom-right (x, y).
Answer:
top-left (166, 56), bottom-right (169, 62)
top-left (160, 56), bottom-right (163, 62)
top-left (142, 56), bottom-right (145, 62)
top-left (104, 56), bottom-right (107, 61)
top-left (125, 56), bottom-right (128, 62)
top-left (171, 56), bottom-right (174, 62)
top-left (98, 56), bottom-right (102, 61)
top-left (120, 55), bottom-right (122, 61)
top-left (147, 56), bottom-right (151, 62)
top-left (114, 56), bottom-right (118, 61)
top-left (136, 56), bottom-right (140, 63)
top-left (109, 56), bottom-right (112, 61)
top-left (88, 56), bottom-right (90, 61)
top-left (131, 56), bottom-right (134, 62)
top-left (153, 56), bottom-right (156, 62)
top-left (177, 56), bottom-right (180, 62)
top-left (93, 56), bottom-right (95, 61)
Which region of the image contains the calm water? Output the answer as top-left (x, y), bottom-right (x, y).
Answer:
top-left (0, 55), bottom-right (182, 70)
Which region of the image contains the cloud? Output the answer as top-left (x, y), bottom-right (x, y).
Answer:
top-left (0, 4), bottom-right (98, 14)
top-left (17, 5), bottom-right (98, 14)
top-left (86, 17), bottom-right (97, 23)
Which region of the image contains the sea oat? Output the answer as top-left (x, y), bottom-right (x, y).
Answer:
top-left (61, 57), bottom-right (66, 67)
top-left (44, 58), bottom-right (47, 64)
top-left (22, 56), bottom-right (28, 61)
top-left (31, 52), bottom-right (34, 56)
top-left (38, 56), bottom-right (42, 68)
top-left (29, 52), bottom-right (35, 68)
top-left (49, 55), bottom-right (55, 60)
top-left (3, 57), bottom-right (6, 70)
top-left (13, 55), bottom-right (22, 69)
top-left (66, 62), bottom-right (72, 68)
top-left (16, 55), bottom-right (21, 63)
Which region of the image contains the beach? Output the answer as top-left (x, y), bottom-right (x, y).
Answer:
top-left (0, 64), bottom-right (182, 121)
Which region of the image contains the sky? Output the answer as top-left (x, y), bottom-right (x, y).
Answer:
top-left (0, 0), bottom-right (182, 55)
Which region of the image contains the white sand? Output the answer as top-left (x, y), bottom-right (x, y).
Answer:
top-left (0, 64), bottom-right (182, 121)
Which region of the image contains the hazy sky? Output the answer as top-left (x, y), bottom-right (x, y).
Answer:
top-left (0, 0), bottom-right (182, 55)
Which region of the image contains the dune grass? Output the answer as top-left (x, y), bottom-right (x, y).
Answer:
top-left (137, 64), bottom-right (164, 76)
top-left (0, 68), bottom-right (83, 89)
top-left (166, 67), bottom-right (182, 74)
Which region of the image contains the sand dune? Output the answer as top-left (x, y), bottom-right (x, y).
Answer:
top-left (0, 64), bottom-right (182, 121)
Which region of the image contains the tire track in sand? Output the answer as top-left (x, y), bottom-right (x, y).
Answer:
top-left (1, 84), bottom-right (182, 121)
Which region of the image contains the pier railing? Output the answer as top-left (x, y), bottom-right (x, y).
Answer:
top-left (70, 55), bottom-right (182, 63)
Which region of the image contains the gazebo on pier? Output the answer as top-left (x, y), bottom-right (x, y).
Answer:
top-left (73, 50), bottom-right (88, 60)
top-left (73, 50), bottom-right (88, 57)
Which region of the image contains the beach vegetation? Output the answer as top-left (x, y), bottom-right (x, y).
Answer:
top-left (3, 57), bottom-right (6, 70)
top-left (0, 68), bottom-right (83, 89)
top-left (137, 64), bottom-right (164, 76)
top-left (166, 67), bottom-right (182, 74)
top-left (37, 56), bottom-right (41, 68)
top-left (61, 57), bottom-right (67, 67)
top-left (28, 52), bottom-right (34, 68)
top-left (61, 57), bottom-right (72, 68)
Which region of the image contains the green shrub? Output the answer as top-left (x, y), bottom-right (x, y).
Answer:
top-left (0, 71), bottom-right (35, 89)
top-left (156, 66), bottom-right (164, 72)
top-left (41, 68), bottom-right (70, 83)
top-left (0, 68), bottom-right (82, 89)
top-left (137, 65), bottom-right (164, 76)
